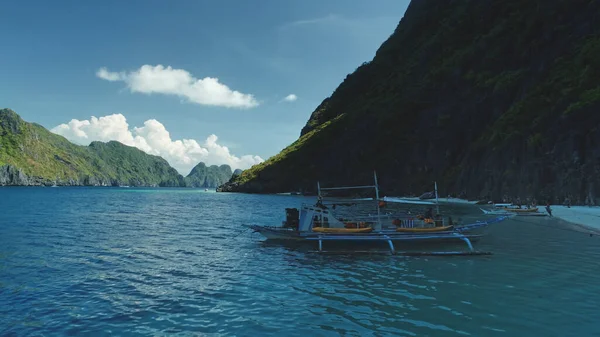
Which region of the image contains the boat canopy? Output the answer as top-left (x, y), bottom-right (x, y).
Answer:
top-left (298, 205), bottom-right (346, 232)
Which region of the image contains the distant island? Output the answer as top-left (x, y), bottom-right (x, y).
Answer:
top-left (0, 108), bottom-right (240, 188)
top-left (185, 162), bottom-right (238, 189)
top-left (219, 0), bottom-right (600, 206)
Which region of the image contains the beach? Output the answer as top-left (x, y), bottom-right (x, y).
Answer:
top-left (547, 205), bottom-right (600, 232)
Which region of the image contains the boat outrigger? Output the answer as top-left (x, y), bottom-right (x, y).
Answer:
top-left (245, 172), bottom-right (509, 256)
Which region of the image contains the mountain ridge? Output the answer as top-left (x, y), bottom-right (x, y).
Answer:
top-left (0, 108), bottom-right (237, 188)
top-left (185, 162), bottom-right (234, 188)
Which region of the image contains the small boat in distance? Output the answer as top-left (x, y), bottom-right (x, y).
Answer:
top-left (245, 172), bottom-right (508, 256)
top-left (506, 207), bottom-right (539, 213)
top-left (480, 203), bottom-right (546, 216)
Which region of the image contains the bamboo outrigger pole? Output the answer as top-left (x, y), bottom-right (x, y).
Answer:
top-left (374, 171), bottom-right (381, 230)
top-left (435, 181), bottom-right (440, 215)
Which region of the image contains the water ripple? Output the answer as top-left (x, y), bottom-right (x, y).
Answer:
top-left (1, 187), bottom-right (600, 336)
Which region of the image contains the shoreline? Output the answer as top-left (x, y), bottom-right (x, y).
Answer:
top-left (546, 205), bottom-right (600, 232)
top-left (0, 185), bottom-right (219, 190)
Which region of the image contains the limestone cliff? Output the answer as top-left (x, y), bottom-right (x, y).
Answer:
top-left (219, 0), bottom-right (600, 205)
top-left (0, 108), bottom-right (185, 187)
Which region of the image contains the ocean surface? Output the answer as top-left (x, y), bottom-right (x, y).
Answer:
top-left (1, 187), bottom-right (599, 336)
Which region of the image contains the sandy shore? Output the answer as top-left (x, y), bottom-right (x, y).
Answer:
top-left (546, 205), bottom-right (600, 231)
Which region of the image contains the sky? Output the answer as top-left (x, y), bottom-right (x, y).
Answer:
top-left (0, 0), bottom-right (410, 175)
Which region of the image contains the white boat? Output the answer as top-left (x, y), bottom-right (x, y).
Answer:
top-left (481, 204), bottom-right (545, 216)
top-left (245, 173), bottom-right (509, 255)
top-left (480, 208), bottom-right (514, 215)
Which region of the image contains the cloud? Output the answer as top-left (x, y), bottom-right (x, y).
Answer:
top-left (96, 67), bottom-right (123, 81)
top-left (282, 94), bottom-right (297, 102)
top-left (96, 65), bottom-right (259, 108)
top-left (51, 114), bottom-right (264, 175)
top-left (279, 14), bottom-right (401, 40)
top-left (280, 14), bottom-right (340, 29)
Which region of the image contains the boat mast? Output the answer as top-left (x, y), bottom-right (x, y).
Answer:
top-left (317, 181), bottom-right (322, 227)
top-left (374, 171), bottom-right (381, 230)
top-left (435, 181), bottom-right (440, 215)
top-left (317, 181), bottom-right (321, 199)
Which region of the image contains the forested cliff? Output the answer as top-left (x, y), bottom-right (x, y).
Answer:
top-left (219, 0), bottom-right (600, 205)
top-left (0, 109), bottom-right (237, 188)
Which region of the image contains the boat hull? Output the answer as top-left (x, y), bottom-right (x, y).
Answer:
top-left (506, 207), bottom-right (539, 213)
top-left (480, 208), bottom-right (512, 215)
top-left (396, 225), bottom-right (454, 233)
top-left (248, 225), bottom-right (481, 243)
top-left (312, 227), bottom-right (373, 234)
top-left (248, 225), bottom-right (303, 240)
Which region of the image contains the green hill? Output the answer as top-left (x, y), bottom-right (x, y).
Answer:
top-left (185, 162), bottom-right (233, 188)
top-left (0, 108), bottom-right (185, 187)
top-left (219, 0), bottom-right (600, 205)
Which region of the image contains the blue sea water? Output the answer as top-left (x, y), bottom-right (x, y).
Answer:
top-left (1, 187), bottom-right (599, 336)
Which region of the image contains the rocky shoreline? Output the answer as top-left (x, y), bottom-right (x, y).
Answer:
top-left (0, 165), bottom-right (179, 187)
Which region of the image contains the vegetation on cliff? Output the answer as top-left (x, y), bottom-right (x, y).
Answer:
top-left (0, 109), bottom-right (237, 187)
top-left (185, 162), bottom-right (233, 188)
top-left (220, 0), bottom-right (600, 204)
top-left (0, 108), bottom-right (185, 186)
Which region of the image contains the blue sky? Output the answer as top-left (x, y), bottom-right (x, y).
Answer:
top-left (0, 0), bottom-right (410, 173)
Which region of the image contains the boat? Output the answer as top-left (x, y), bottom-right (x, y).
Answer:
top-left (480, 208), bottom-right (514, 215)
top-left (396, 225), bottom-right (454, 233)
top-left (505, 207), bottom-right (539, 213)
top-left (480, 204), bottom-right (542, 215)
top-left (245, 173), bottom-right (509, 255)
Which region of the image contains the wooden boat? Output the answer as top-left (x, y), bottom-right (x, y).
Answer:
top-left (480, 207), bottom-right (512, 215)
top-left (396, 225), bottom-right (454, 233)
top-left (313, 227), bottom-right (373, 233)
top-left (481, 205), bottom-right (541, 215)
top-left (244, 173), bottom-right (510, 255)
top-left (505, 207), bottom-right (539, 213)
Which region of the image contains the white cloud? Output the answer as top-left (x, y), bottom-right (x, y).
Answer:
top-left (281, 14), bottom-right (340, 29)
top-left (282, 94), bottom-right (297, 102)
top-left (51, 114), bottom-right (264, 175)
top-left (96, 65), bottom-right (259, 109)
top-left (279, 14), bottom-right (402, 41)
top-left (96, 67), bottom-right (123, 81)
